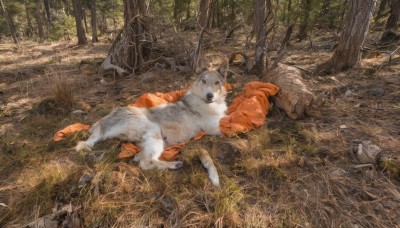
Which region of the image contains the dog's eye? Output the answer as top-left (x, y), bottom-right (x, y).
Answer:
top-left (215, 81), bottom-right (220, 85)
top-left (202, 79), bottom-right (206, 84)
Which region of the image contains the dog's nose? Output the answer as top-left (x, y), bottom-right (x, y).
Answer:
top-left (206, 93), bottom-right (214, 101)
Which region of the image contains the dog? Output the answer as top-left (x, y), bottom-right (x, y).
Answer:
top-left (75, 60), bottom-right (228, 187)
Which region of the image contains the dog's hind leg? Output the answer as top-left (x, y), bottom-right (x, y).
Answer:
top-left (140, 129), bottom-right (183, 170)
top-left (199, 149), bottom-right (220, 187)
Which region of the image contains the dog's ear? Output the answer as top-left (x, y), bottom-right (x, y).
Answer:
top-left (194, 58), bottom-right (208, 74)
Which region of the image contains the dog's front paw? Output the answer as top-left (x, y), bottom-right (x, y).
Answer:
top-left (75, 141), bottom-right (91, 152)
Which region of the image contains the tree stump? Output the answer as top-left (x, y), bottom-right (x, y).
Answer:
top-left (265, 64), bottom-right (315, 119)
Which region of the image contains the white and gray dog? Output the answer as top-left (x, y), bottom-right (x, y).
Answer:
top-left (75, 60), bottom-right (228, 187)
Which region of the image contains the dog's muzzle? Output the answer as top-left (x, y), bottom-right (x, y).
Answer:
top-left (206, 93), bottom-right (214, 102)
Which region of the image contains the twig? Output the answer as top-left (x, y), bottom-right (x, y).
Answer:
top-left (388, 46), bottom-right (400, 63)
top-left (224, 24), bottom-right (243, 43)
top-left (192, 26), bottom-right (206, 69)
top-left (290, 65), bottom-right (314, 75)
top-left (269, 24), bottom-right (293, 70)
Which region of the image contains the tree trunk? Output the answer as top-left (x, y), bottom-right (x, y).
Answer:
top-left (229, 0), bottom-right (235, 22)
top-left (376, 0), bottom-right (388, 19)
top-left (83, 10), bottom-right (88, 33)
top-left (89, 0), bottom-right (99, 43)
top-left (43, 0), bottom-right (51, 27)
top-left (318, 0), bottom-right (331, 17)
top-left (252, 0), bottom-right (267, 77)
top-left (33, 3), bottom-right (45, 43)
top-left (173, 0), bottom-right (178, 21)
top-left (100, 11), bottom-right (107, 34)
top-left (106, 0), bottom-right (152, 73)
top-left (380, 0), bottom-right (400, 42)
top-left (72, 0), bottom-right (87, 45)
top-left (316, 0), bottom-right (376, 74)
top-left (0, 0), bottom-right (18, 44)
top-left (286, 0), bottom-right (292, 24)
top-left (198, 0), bottom-right (214, 28)
top-left (297, 0), bottom-right (311, 41)
top-left (186, 0), bottom-right (191, 19)
top-left (24, 0), bottom-right (34, 37)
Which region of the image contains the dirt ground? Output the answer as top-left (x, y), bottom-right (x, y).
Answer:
top-left (0, 28), bottom-right (400, 227)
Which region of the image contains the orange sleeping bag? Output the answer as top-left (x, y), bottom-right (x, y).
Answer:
top-left (53, 82), bottom-right (279, 160)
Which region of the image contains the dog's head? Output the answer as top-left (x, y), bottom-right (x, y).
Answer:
top-left (191, 58), bottom-right (227, 104)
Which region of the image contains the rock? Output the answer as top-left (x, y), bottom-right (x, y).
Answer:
top-left (140, 72), bottom-right (156, 83)
top-left (368, 87), bottom-right (385, 97)
top-left (350, 140), bottom-right (382, 164)
top-left (26, 205), bottom-right (82, 228)
top-left (344, 89), bottom-right (352, 97)
top-left (100, 78), bottom-right (108, 86)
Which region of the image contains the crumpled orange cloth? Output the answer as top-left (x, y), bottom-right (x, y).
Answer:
top-left (52, 123), bottom-right (91, 141)
top-left (53, 82), bottom-right (278, 160)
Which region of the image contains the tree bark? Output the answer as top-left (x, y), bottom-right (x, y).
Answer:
top-left (24, 0), bottom-right (34, 37)
top-left (0, 0), bottom-right (18, 44)
top-left (89, 0), bottom-right (99, 43)
top-left (33, 2), bottom-right (45, 43)
top-left (296, 0), bottom-right (311, 41)
top-left (316, 0), bottom-right (376, 74)
top-left (198, 0), bottom-right (214, 28)
top-left (380, 0), bottom-right (400, 42)
top-left (106, 0), bottom-right (152, 73)
top-left (43, 0), bottom-right (51, 27)
top-left (252, 0), bottom-right (267, 77)
top-left (376, 0), bottom-right (388, 20)
top-left (286, 0), bottom-right (292, 24)
top-left (186, 0), bottom-right (191, 19)
top-left (72, 0), bottom-right (88, 45)
top-left (83, 10), bottom-right (88, 33)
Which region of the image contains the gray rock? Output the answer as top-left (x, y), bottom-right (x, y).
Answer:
top-left (368, 87), bottom-right (385, 97)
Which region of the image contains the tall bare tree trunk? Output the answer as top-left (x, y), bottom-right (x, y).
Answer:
top-left (252, 0), bottom-right (267, 77)
top-left (286, 0), bottom-right (292, 24)
top-left (83, 10), bottom-right (88, 33)
top-left (24, 0), bottom-right (34, 37)
top-left (380, 0), bottom-right (400, 42)
top-left (100, 11), bottom-right (107, 34)
top-left (89, 0), bottom-right (98, 43)
top-left (0, 0), bottom-right (18, 44)
top-left (297, 0), bottom-right (311, 41)
top-left (317, 0), bottom-right (376, 74)
top-left (43, 0), bottom-right (51, 28)
top-left (33, 2), bottom-right (45, 43)
top-left (198, 0), bottom-right (214, 28)
top-left (376, 0), bottom-right (388, 20)
top-left (72, 0), bottom-right (87, 45)
top-left (186, 0), bottom-right (191, 19)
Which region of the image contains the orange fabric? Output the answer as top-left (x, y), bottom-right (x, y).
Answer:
top-left (129, 90), bottom-right (186, 108)
top-left (53, 82), bottom-right (279, 160)
top-left (52, 123), bottom-right (91, 141)
top-left (220, 82), bottom-right (279, 135)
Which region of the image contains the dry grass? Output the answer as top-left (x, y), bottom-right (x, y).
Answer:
top-left (1, 29), bottom-right (400, 227)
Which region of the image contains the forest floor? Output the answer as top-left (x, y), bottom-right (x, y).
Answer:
top-left (0, 27), bottom-right (400, 227)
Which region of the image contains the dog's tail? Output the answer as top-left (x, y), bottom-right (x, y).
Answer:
top-left (199, 149), bottom-right (220, 187)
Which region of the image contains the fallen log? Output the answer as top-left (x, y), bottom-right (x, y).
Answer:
top-left (265, 63), bottom-right (315, 119)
